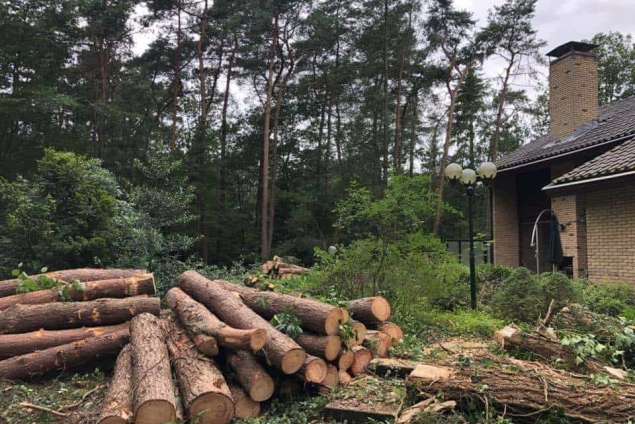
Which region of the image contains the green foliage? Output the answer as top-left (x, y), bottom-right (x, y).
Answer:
top-left (410, 309), bottom-right (505, 338)
top-left (271, 313), bottom-right (303, 339)
top-left (489, 268), bottom-right (546, 322)
top-left (13, 266), bottom-right (61, 294)
top-left (560, 334), bottom-right (607, 365)
top-left (579, 281), bottom-right (635, 317)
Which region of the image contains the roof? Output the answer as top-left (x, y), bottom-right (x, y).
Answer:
top-left (497, 95), bottom-right (635, 171)
top-left (549, 138), bottom-right (635, 185)
top-left (546, 41), bottom-right (598, 58)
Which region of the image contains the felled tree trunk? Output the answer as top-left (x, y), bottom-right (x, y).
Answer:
top-left (0, 328), bottom-right (129, 380)
top-left (130, 313), bottom-right (177, 424)
top-left (300, 354), bottom-right (328, 384)
top-left (336, 350), bottom-right (355, 371)
top-left (319, 364), bottom-right (339, 390)
top-left (407, 353), bottom-right (635, 423)
top-left (0, 268), bottom-right (146, 297)
top-left (203, 278), bottom-right (347, 335)
top-left (179, 271), bottom-right (305, 374)
top-left (350, 346), bottom-right (373, 376)
top-left (363, 330), bottom-right (392, 358)
top-left (97, 344), bottom-right (134, 424)
top-left (0, 296), bottom-right (159, 334)
top-left (229, 384), bottom-right (261, 419)
top-left (164, 316), bottom-right (234, 424)
top-left (166, 287), bottom-right (266, 352)
top-left (226, 350), bottom-right (275, 402)
top-left (348, 297), bottom-right (391, 325)
top-left (0, 274), bottom-right (155, 311)
top-left (0, 323), bottom-right (129, 359)
top-left (371, 322), bottom-right (404, 344)
top-left (296, 334), bottom-right (342, 361)
top-left (349, 320), bottom-right (367, 347)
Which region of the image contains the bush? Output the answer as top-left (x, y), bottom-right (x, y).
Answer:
top-left (539, 272), bottom-right (578, 311)
top-left (490, 267), bottom-right (546, 323)
top-left (580, 281), bottom-right (635, 317)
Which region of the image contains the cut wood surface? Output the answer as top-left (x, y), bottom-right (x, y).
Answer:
top-left (97, 344), bottom-right (134, 424)
top-left (349, 320), bottom-right (367, 347)
top-left (336, 350), bottom-right (355, 371)
top-left (363, 330), bottom-right (392, 358)
top-left (179, 271), bottom-right (305, 374)
top-left (0, 296), bottom-right (159, 334)
top-left (226, 350), bottom-right (275, 402)
top-left (0, 274), bottom-right (155, 311)
top-left (350, 346), bottom-right (373, 376)
top-left (370, 357), bottom-right (418, 378)
top-left (0, 323), bottom-right (129, 360)
top-left (229, 384), bottom-right (261, 419)
top-left (396, 398), bottom-right (456, 423)
top-left (338, 370), bottom-right (352, 386)
top-left (166, 287), bottom-right (266, 352)
top-left (296, 334), bottom-right (342, 361)
top-left (204, 278), bottom-right (347, 335)
top-left (323, 397), bottom-right (402, 422)
top-left (407, 353), bottom-right (635, 423)
top-left (0, 268), bottom-right (146, 298)
top-left (372, 322), bottom-right (404, 344)
top-left (0, 328), bottom-right (129, 380)
top-left (130, 313), bottom-right (176, 424)
top-left (300, 354), bottom-right (328, 384)
top-left (348, 297), bottom-right (391, 325)
top-left (320, 364), bottom-right (339, 389)
top-left (164, 316), bottom-right (234, 424)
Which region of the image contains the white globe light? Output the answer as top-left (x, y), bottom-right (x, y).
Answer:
top-left (327, 245), bottom-right (337, 255)
top-left (478, 162), bottom-right (497, 180)
top-left (461, 168), bottom-right (477, 185)
top-left (444, 163), bottom-right (463, 181)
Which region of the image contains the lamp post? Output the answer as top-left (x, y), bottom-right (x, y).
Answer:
top-left (444, 161), bottom-right (497, 309)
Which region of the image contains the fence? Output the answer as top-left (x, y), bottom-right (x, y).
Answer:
top-left (446, 240), bottom-right (492, 266)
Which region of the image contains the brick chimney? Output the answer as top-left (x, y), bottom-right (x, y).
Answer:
top-left (547, 41), bottom-right (599, 140)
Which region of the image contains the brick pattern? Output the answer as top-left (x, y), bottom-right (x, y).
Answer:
top-left (551, 194), bottom-right (588, 278)
top-left (493, 176), bottom-right (519, 267)
top-left (549, 51), bottom-right (599, 140)
top-left (585, 184), bottom-right (635, 283)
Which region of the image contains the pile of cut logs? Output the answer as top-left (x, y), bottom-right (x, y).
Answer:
top-left (0, 269), bottom-right (403, 424)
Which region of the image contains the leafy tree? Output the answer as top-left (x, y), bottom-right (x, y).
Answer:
top-left (590, 32), bottom-right (635, 104)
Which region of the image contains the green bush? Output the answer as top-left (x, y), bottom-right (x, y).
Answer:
top-left (490, 267), bottom-right (546, 323)
top-left (580, 281), bottom-right (635, 317)
top-left (539, 272), bottom-right (579, 310)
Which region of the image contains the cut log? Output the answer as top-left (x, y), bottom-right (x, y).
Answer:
top-left (190, 333), bottom-right (219, 357)
top-left (320, 364), bottom-right (339, 389)
top-left (229, 384), bottom-right (261, 419)
top-left (0, 268), bottom-right (146, 298)
top-left (296, 334), bottom-right (341, 361)
top-left (0, 296), bottom-right (159, 334)
top-left (407, 353), bottom-right (635, 423)
top-left (0, 274), bottom-right (155, 311)
top-left (323, 396), bottom-right (402, 422)
top-left (164, 316), bottom-right (234, 424)
top-left (363, 330), bottom-right (392, 358)
top-left (0, 322), bottom-right (129, 360)
top-left (0, 328), bottom-right (129, 380)
top-left (130, 313), bottom-right (176, 424)
top-left (396, 398), bottom-right (456, 424)
top-left (336, 350), bottom-right (355, 371)
top-left (179, 271), bottom-right (305, 374)
top-left (348, 320), bottom-right (367, 347)
top-left (347, 297), bottom-right (391, 325)
top-left (350, 346), bottom-right (373, 376)
top-left (166, 287), bottom-right (266, 352)
top-left (300, 354), bottom-right (328, 384)
top-left (369, 358), bottom-right (418, 378)
top-left (97, 344), bottom-right (134, 424)
top-left (226, 350), bottom-right (275, 402)
top-left (203, 278), bottom-right (347, 335)
top-left (371, 322), bottom-right (403, 344)
top-left (338, 370), bottom-right (352, 386)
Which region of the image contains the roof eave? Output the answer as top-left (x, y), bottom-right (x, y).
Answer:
top-left (542, 168), bottom-right (635, 191)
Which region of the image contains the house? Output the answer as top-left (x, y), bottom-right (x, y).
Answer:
top-left (494, 41), bottom-right (635, 283)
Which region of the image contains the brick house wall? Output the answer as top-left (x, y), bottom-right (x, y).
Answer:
top-left (550, 194), bottom-right (588, 278)
top-left (493, 176), bottom-right (519, 267)
top-left (585, 183), bottom-right (635, 283)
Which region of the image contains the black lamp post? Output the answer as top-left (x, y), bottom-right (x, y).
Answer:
top-left (444, 161), bottom-right (497, 309)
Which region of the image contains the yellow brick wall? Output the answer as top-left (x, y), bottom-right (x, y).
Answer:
top-left (549, 52), bottom-right (599, 139)
top-left (493, 176), bottom-right (519, 267)
top-left (551, 194), bottom-right (588, 278)
top-left (585, 184), bottom-right (635, 283)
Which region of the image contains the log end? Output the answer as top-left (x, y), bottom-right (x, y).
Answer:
top-left (193, 334), bottom-right (219, 357)
top-left (338, 370), bottom-right (352, 386)
top-left (249, 329), bottom-right (268, 352)
top-left (191, 392), bottom-right (234, 424)
top-left (337, 350), bottom-right (355, 371)
top-left (321, 365), bottom-right (339, 389)
top-left (371, 297), bottom-right (391, 322)
top-left (281, 348), bottom-right (307, 375)
top-left (134, 400), bottom-right (176, 424)
top-left (350, 346), bottom-right (373, 376)
top-left (249, 375), bottom-right (275, 402)
top-left (304, 357), bottom-right (328, 384)
top-left (230, 384), bottom-right (261, 419)
top-left (130, 273), bottom-right (156, 296)
top-left (324, 336), bottom-right (343, 361)
top-left (325, 308), bottom-right (350, 335)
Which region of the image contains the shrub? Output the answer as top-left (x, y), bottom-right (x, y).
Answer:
top-left (490, 267), bottom-right (546, 323)
top-left (580, 281), bottom-right (635, 317)
top-left (539, 272), bottom-right (579, 311)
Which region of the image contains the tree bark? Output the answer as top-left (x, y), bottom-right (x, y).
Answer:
top-left (0, 296), bottom-right (159, 334)
top-left (300, 354), bottom-right (328, 384)
top-left (0, 274), bottom-right (155, 311)
top-left (226, 350), bottom-right (275, 402)
top-left (0, 328), bottom-right (129, 380)
top-left (407, 353), bottom-right (635, 423)
top-left (166, 287), bottom-right (266, 352)
top-left (490, 56), bottom-right (515, 160)
top-left (205, 279), bottom-right (347, 336)
top-left (179, 271), bottom-right (305, 374)
top-left (0, 268), bottom-right (146, 298)
top-left (296, 334), bottom-right (341, 361)
top-left (130, 313), bottom-right (177, 424)
top-left (229, 383), bottom-right (261, 419)
top-left (348, 297), bottom-right (391, 325)
top-left (97, 344), bottom-right (134, 424)
top-left (0, 323), bottom-right (129, 360)
top-left (164, 316), bottom-right (234, 424)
